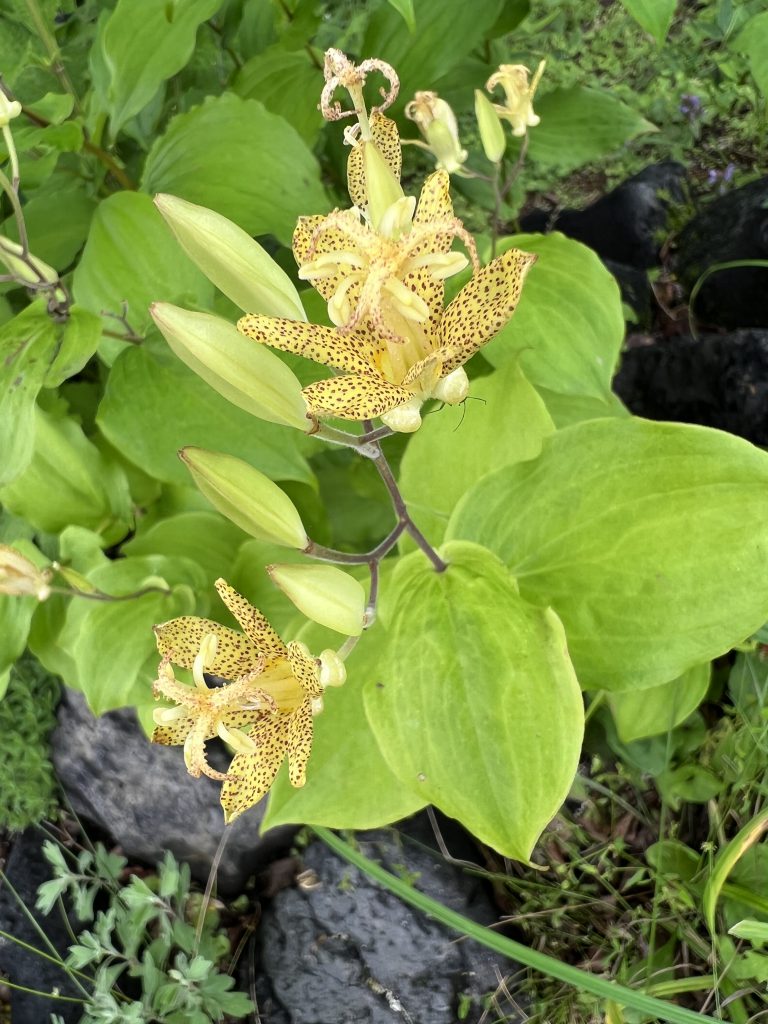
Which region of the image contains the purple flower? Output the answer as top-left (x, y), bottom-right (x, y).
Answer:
top-left (680, 93), bottom-right (702, 120)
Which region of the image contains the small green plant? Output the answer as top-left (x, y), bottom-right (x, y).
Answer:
top-left (0, 654), bottom-right (58, 830)
top-left (33, 841), bottom-right (254, 1024)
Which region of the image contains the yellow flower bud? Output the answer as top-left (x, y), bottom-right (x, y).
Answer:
top-left (318, 648), bottom-right (347, 688)
top-left (267, 563), bottom-right (366, 636)
top-left (486, 61), bottom-right (546, 138)
top-left (180, 447), bottom-right (309, 549)
top-left (405, 91), bottom-right (467, 174)
top-left (0, 544), bottom-right (51, 601)
top-left (150, 304), bottom-right (310, 432)
top-left (0, 93), bottom-right (22, 127)
top-left (474, 90), bottom-right (506, 163)
top-left (153, 194), bottom-right (306, 321)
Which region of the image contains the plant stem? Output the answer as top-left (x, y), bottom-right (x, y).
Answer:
top-left (23, 0), bottom-right (82, 113)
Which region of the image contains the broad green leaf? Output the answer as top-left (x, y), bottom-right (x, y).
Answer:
top-left (0, 303), bottom-right (97, 486)
top-left (1, 180), bottom-right (96, 271)
top-left (364, 541), bottom-right (584, 861)
top-left (97, 347), bottom-right (313, 487)
top-left (101, 0), bottom-right (223, 133)
top-left (264, 624), bottom-right (426, 831)
top-left (536, 387), bottom-right (629, 429)
top-left (619, 0), bottom-right (676, 43)
top-left (0, 406), bottom-right (132, 545)
top-left (448, 418), bottom-right (768, 691)
top-left (141, 93), bottom-right (328, 245)
top-left (57, 554), bottom-right (204, 714)
top-left (609, 661), bottom-right (711, 742)
top-left (526, 87), bottom-right (655, 172)
top-left (0, 303), bottom-right (58, 485)
top-left (484, 234), bottom-right (624, 401)
top-left (123, 512), bottom-right (246, 585)
top-left (363, 0), bottom-right (504, 112)
top-left (73, 192), bottom-right (213, 360)
top-left (732, 11), bottom-right (768, 99)
top-left (44, 307), bottom-right (103, 386)
top-left (232, 48), bottom-right (323, 144)
top-left (399, 362), bottom-right (554, 544)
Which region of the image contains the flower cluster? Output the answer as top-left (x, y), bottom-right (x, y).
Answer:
top-left (152, 579), bottom-right (344, 822)
top-left (237, 50), bottom-right (537, 434)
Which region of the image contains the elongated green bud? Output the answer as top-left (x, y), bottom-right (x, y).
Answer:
top-left (180, 447), bottom-right (309, 549)
top-left (151, 304), bottom-right (310, 432)
top-left (153, 194), bottom-right (306, 320)
top-left (474, 90), bottom-right (506, 163)
top-left (268, 563), bottom-right (365, 636)
top-left (0, 236), bottom-right (59, 288)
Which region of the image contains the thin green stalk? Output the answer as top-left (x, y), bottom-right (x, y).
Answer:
top-left (23, 0), bottom-right (82, 112)
top-left (0, 978), bottom-right (86, 1003)
top-left (0, 871), bottom-right (91, 998)
top-left (313, 828), bottom-right (728, 1024)
top-left (0, 928), bottom-right (93, 985)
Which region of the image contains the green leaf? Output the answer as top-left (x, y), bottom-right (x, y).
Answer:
top-left (97, 346), bottom-right (313, 487)
top-left (732, 11), bottom-right (768, 99)
top-left (448, 418), bottom-right (768, 691)
top-left (399, 362), bottom-right (554, 545)
top-left (141, 93), bottom-right (328, 245)
top-left (123, 512), bottom-right (246, 585)
top-left (385, 0), bottom-right (416, 32)
top-left (264, 624), bottom-right (426, 832)
top-left (44, 307), bottom-right (103, 387)
top-left (101, 0), bottom-right (223, 134)
top-left (1, 180), bottom-right (96, 271)
top-left (0, 406), bottom-right (132, 545)
top-left (73, 192), bottom-right (213, 361)
top-left (703, 809), bottom-right (768, 934)
top-left (0, 303), bottom-right (58, 485)
top-left (232, 48), bottom-right (323, 144)
top-left (57, 555), bottom-right (203, 714)
top-left (619, 0), bottom-right (676, 44)
top-left (364, 541), bottom-right (584, 861)
top-left (609, 661), bottom-right (711, 742)
top-left (729, 919), bottom-right (768, 946)
top-left (527, 87), bottom-right (655, 172)
top-left (483, 234), bottom-right (624, 401)
top-left (363, 0), bottom-right (504, 112)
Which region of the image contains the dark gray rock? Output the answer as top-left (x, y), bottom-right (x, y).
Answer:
top-left (676, 176), bottom-right (768, 329)
top-left (521, 162), bottom-right (687, 268)
top-left (0, 829), bottom-right (81, 1024)
top-left (51, 689), bottom-right (294, 894)
top-left (614, 329), bottom-right (768, 443)
top-left (256, 816), bottom-right (522, 1024)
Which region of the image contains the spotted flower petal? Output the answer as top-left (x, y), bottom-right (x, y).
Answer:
top-left (237, 313), bottom-right (379, 376)
top-left (154, 617), bottom-right (258, 677)
top-left (302, 373), bottom-right (412, 419)
top-left (440, 247), bottom-right (537, 374)
top-left (215, 579), bottom-right (287, 661)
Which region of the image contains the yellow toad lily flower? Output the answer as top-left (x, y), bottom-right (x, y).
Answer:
top-left (404, 91), bottom-right (468, 175)
top-left (486, 60), bottom-right (546, 138)
top-left (152, 578), bottom-right (337, 822)
top-left (238, 172), bottom-right (536, 431)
